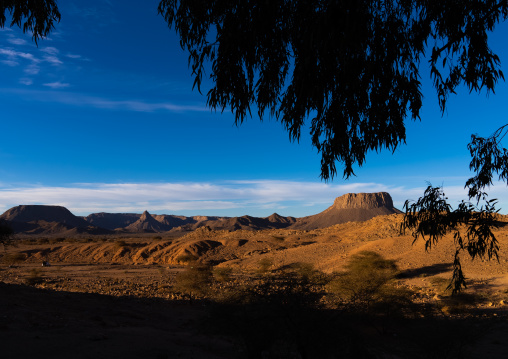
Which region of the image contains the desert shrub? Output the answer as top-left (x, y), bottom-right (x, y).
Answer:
top-left (49, 237), bottom-right (66, 244)
top-left (25, 268), bottom-right (44, 285)
top-left (114, 240), bottom-right (128, 249)
top-left (213, 266), bottom-right (233, 282)
top-left (430, 276), bottom-right (453, 295)
top-left (175, 253), bottom-right (198, 264)
top-left (257, 257), bottom-right (273, 275)
top-left (36, 238), bottom-right (49, 245)
top-left (327, 251), bottom-right (402, 308)
top-left (2, 252), bottom-right (25, 266)
top-left (0, 220), bottom-right (13, 250)
top-left (290, 262), bottom-right (328, 285)
top-left (271, 235), bottom-right (285, 242)
top-left (173, 264), bottom-right (212, 303)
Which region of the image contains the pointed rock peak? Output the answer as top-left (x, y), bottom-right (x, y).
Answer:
top-left (140, 210), bottom-right (153, 220)
top-left (267, 213), bottom-right (283, 221)
top-left (332, 192), bottom-right (394, 210)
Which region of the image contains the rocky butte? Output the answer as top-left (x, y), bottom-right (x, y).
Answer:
top-left (0, 192), bottom-right (401, 235)
top-left (290, 192), bottom-right (401, 230)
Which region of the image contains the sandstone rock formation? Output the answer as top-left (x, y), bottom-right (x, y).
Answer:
top-left (124, 211), bottom-right (172, 233)
top-left (84, 212), bottom-right (141, 230)
top-left (0, 205), bottom-right (109, 235)
top-left (290, 192), bottom-right (401, 230)
top-left (1, 192), bottom-right (401, 236)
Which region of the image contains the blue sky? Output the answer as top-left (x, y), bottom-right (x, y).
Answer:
top-left (0, 0), bottom-right (507, 217)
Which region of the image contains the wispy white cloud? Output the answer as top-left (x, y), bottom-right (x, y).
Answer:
top-left (79, 98), bottom-right (207, 112)
top-left (43, 55), bottom-right (62, 65)
top-left (65, 53), bottom-right (82, 59)
top-left (7, 37), bottom-right (27, 45)
top-left (0, 180), bottom-right (505, 217)
top-left (41, 47), bottom-right (59, 55)
top-left (4, 88), bottom-right (208, 113)
top-left (0, 48), bottom-right (39, 62)
top-left (24, 63), bottom-right (40, 75)
top-left (19, 78), bottom-right (33, 86)
top-left (2, 59), bottom-right (18, 66)
top-left (43, 82), bottom-right (70, 89)
top-left (0, 47), bottom-right (41, 75)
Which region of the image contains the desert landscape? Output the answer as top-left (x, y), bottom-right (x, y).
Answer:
top-left (1, 192), bottom-right (508, 358)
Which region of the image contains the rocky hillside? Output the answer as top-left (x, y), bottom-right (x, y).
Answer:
top-left (290, 192), bottom-right (401, 230)
top-left (0, 205), bottom-right (109, 235)
top-left (170, 213), bottom-right (297, 233)
top-left (83, 213), bottom-right (141, 230)
top-left (1, 192), bottom-right (402, 235)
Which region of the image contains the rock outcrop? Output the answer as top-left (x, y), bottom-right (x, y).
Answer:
top-left (124, 211), bottom-right (172, 233)
top-left (0, 193), bottom-right (400, 235)
top-left (0, 205), bottom-right (109, 235)
top-left (290, 192), bottom-right (401, 230)
top-left (84, 213), bottom-right (141, 230)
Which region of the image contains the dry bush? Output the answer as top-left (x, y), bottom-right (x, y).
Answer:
top-left (327, 251), bottom-right (405, 308)
top-left (290, 262), bottom-right (328, 285)
top-left (25, 268), bottom-right (44, 285)
top-left (213, 266), bottom-right (233, 282)
top-left (2, 252), bottom-right (25, 266)
top-left (271, 235), bottom-right (285, 242)
top-left (173, 264), bottom-right (212, 303)
top-left (430, 276), bottom-right (453, 295)
top-left (175, 253), bottom-right (198, 264)
top-left (35, 238), bottom-right (49, 245)
top-left (257, 257), bottom-right (273, 275)
top-left (49, 237), bottom-right (66, 244)
top-left (114, 240), bottom-right (128, 249)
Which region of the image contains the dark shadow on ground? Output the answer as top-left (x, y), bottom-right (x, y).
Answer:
top-left (399, 263), bottom-right (453, 278)
top-left (1, 281), bottom-right (508, 359)
top-left (0, 282), bottom-right (233, 359)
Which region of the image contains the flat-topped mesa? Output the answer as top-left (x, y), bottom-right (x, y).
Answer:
top-left (289, 192), bottom-right (400, 230)
top-left (1, 205), bottom-right (89, 227)
top-left (332, 192), bottom-right (394, 210)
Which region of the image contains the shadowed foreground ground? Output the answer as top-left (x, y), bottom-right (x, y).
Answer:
top-left (0, 282), bottom-right (234, 359)
top-left (2, 280), bottom-right (508, 359)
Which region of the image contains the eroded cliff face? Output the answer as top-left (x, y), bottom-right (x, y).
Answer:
top-left (1, 205), bottom-right (89, 228)
top-left (290, 192), bottom-right (400, 230)
top-left (331, 192), bottom-right (394, 210)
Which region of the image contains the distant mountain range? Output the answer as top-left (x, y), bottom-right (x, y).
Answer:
top-left (0, 192), bottom-right (402, 236)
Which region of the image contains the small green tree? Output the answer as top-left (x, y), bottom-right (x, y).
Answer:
top-left (327, 251), bottom-right (400, 307)
top-left (173, 262), bottom-right (212, 303)
top-left (257, 257), bottom-right (273, 275)
top-left (402, 124), bottom-right (508, 293)
top-left (3, 252), bottom-right (25, 267)
top-left (213, 266), bottom-right (233, 282)
top-left (0, 220), bottom-right (13, 252)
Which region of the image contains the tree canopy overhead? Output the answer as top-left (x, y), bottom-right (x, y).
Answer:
top-left (158, 0), bottom-right (507, 180)
top-left (1, 0), bottom-right (60, 44)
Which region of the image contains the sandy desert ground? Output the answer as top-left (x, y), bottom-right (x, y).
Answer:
top-left (1, 213), bottom-right (508, 358)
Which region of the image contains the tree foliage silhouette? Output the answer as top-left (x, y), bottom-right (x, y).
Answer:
top-left (158, 0), bottom-right (507, 180)
top-left (1, 0), bottom-right (60, 44)
top-left (402, 125), bottom-right (507, 293)
top-left (2, 1), bottom-right (507, 292)
top-left (159, 1), bottom-right (508, 292)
